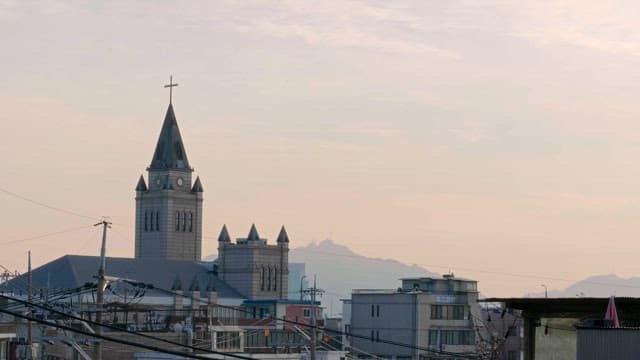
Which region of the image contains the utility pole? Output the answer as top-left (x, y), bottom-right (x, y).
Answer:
top-left (301, 275), bottom-right (324, 360)
top-left (27, 251), bottom-right (32, 359)
top-left (94, 218), bottom-right (111, 360)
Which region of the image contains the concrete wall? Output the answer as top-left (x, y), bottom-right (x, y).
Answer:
top-left (577, 328), bottom-right (640, 360)
top-left (350, 292), bottom-right (417, 358)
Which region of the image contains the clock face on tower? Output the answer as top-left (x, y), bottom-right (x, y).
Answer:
top-left (176, 177), bottom-right (184, 187)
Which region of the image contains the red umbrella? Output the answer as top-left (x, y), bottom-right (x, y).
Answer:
top-left (604, 296), bottom-right (620, 328)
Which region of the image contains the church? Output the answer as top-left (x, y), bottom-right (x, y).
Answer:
top-left (0, 83), bottom-right (332, 359)
top-left (2, 92), bottom-right (293, 306)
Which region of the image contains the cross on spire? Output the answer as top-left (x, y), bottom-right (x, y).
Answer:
top-left (164, 75), bottom-right (179, 104)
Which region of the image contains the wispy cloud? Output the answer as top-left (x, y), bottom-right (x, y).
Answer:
top-left (228, 1), bottom-right (459, 58)
top-left (507, 1), bottom-right (640, 57)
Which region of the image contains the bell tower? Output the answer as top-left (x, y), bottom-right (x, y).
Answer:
top-left (134, 86), bottom-right (203, 261)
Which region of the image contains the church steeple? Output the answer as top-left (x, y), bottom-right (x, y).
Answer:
top-left (149, 104), bottom-right (191, 171)
top-left (135, 85), bottom-right (203, 262)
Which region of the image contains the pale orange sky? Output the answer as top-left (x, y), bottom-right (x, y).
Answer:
top-left (2, 1), bottom-right (640, 297)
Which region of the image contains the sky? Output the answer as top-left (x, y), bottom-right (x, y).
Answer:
top-left (2, 0), bottom-right (640, 297)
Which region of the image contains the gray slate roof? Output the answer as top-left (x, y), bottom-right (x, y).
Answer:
top-left (1, 255), bottom-right (243, 299)
top-left (149, 104), bottom-right (191, 171)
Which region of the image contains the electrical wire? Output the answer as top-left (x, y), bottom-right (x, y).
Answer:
top-left (134, 282), bottom-right (479, 359)
top-left (0, 305), bottom-right (247, 360)
top-left (0, 186), bottom-right (98, 221)
top-left (0, 294), bottom-right (258, 360)
top-left (0, 224), bottom-right (95, 246)
top-left (291, 247), bottom-right (640, 291)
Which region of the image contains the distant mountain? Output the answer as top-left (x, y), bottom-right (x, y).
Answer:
top-left (290, 239), bottom-right (439, 316)
top-left (525, 274), bottom-right (640, 298)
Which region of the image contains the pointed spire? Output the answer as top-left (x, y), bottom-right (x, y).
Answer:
top-left (149, 104), bottom-right (192, 171)
top-left (206, 276), bottom-right (216, 292)
top-left (171, 274), bottom-right (183, 291)
top-left (247, 223), bottom-right (260, 241)
top-left (192, 176), bottom-right (204, 193)
top-left (277, 225), bottom-right (289, 243)
top-left (189, 275), bottom-right (200, 292)
top-left (135, 175), bottom-right (147, 191)
top-left (218, 225), bottom-right (231, 243)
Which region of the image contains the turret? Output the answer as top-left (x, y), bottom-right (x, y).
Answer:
top-left (277, 225), bottom-right (289, 247)
top-left (247, 223), bottom-right (261, 242)
top-left (218, 224), bottom-right (231, 243)
top-left (135, 175), bottom-right (147, 192)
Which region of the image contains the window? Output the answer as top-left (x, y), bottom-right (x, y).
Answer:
top-left (507, 326), bottom-right (518, 337)
top-left (144, 212), bottom-right (148, 232)
top-left (371, 304), bottom-right (375, 317)
top-left (431, 305), bottom-right (465, 320)
top-left (451, 305), bottom-right (465, 320)
top-left (188, 212), bottom-right (193, 232)
top-left (376, 304), bottom-right (380, 317)
top-left (274, 267), bottom-right (277, 291)
top-left (370, 330), bottom-right (374, 342)
top-left (507, 351), bottom-right (518, 360)
top-left (431, 305), bottom-right (443, 319)
top-left (303, 308), bottom-right (311, 318)
top-left (376, 330), bottom-right (379, 342)
top-left (267, 267), bottom-right (272, 291)
top-left (440, 330), bottom-right (474, 345)
top-left (175, 212), bottom-right (180, 231)
top-left (155, 211), bottom-right (159, 231)
top-left (429, 330), bottom-right (439, 345)
top-left (260, 267), bottom-right (265, 291)
top-left (182, 211), bottom-right (186, 231)
top-left (149, 211), bottom-right (154, 231)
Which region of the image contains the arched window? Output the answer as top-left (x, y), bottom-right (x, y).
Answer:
top-left (182, 211), bottom-right (187, 232)
top-left (274, 267), bottom-right (278, 291)
top-left (175, 212), bottom-right (180, 231)
top-left (267, 267), bottom-right (272, 291)
top-left (144, 212), bottom-right (148, 232)
top-left (188, 212), bottom-right (193, 232)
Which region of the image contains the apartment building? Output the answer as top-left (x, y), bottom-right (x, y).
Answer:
top-left (348, 274), bottom-right (484, 359)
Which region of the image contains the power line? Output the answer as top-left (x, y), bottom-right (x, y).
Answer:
top-left (0, 294), bottom-right (257, 360)
top-left (0, 305), bottom-right (244, 360)
top-left (5, 277), bottom-right (478, 359)
top-left (291, 247), bottom-right (640, 291)
top-left (136, 282), bottom-right (479, 359)
top-left (0, 224), bottom-right (95, 246)
top-left (0, 186), bottom-right (98, 220)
